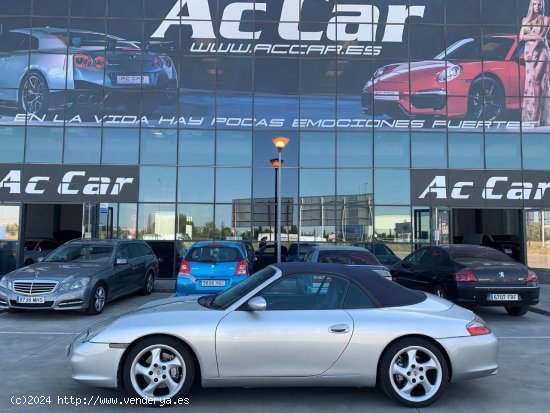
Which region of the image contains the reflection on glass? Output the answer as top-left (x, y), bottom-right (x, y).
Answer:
top-left (117, 203), bottom-right (137, 239)
top-left (337, 169), bottom-right (373, 197)
top-left (215, 204), bottom-right (252, 241)
top-left (300, 169), bottom-right (335, 197)
top-left (336, 201), bottom-right (373, 243)
top-left (0, 127), bottom-right (24, 162)
top-left (177, 204), bottom-right (214, 241)
top-left (337, 132), bottom-right (373, 168)
top-left (179, 130), bottom-right (215, 166)
top-left (523, 135), bottom-right (550, 169)
top-left (64, 128), bottom-right (101, 164)
top-left (375, 206), bottom-right (411, 245)
top-left (411, 132), bottom-right (447, 168)
top-left (178, 167), bottom-right (214, 203)
top-left (141, 129), bottom-right (177, 165)
top-left (253, 131), bottom-right (298, 167)
top-left (448, 133), bottom-right (484, 168)
top-left (138, 203), bottom-right (175, 241)
top-left (25, 127), bottom-right (63, 163)
top-left (0, 205), bottom-right (20, 275)
top-left (216, 130), bottom-right (252, 166)
top-left (526, 210), bottom-right (550, 272)
top-left (485, 134), bottom-right (521, 169)
top-left (298, 199), bottom-right (336, 243)
top-left (374, 132), bottom-right (410, 167)
top-left (215, 167), bottom-right (251, 203)
top-left (139, 166), bottom-right (176, 202)
top-left (300, 132), bottom-right (335, 168)
top-left (102, 128), bottom-right (139, 164)
top-left (374, 170), bottom-right (410, 205)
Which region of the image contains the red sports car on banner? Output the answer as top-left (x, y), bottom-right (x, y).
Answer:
top-left (362, 35), bottom-right (526, 121)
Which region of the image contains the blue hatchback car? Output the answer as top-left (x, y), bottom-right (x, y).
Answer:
top-left (176, 241), bottom-right (252, 296)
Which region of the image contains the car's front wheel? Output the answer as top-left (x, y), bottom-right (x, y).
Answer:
top-left (20, 72), bottom-right (50, 115)
top-left (141, 272), bottom-right (154, 295)
top-left (505, 305), bottom-right (529, 316)
top-left (123, 336), bottom-right (195, 404)
top-left (86, 283), bottom-right (106, 315)
top-left (467, 75), bottom-right (505, 121)
top-left (379, 338), bottom-right (449, 407)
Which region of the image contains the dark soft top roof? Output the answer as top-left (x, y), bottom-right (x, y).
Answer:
top-left (274, 262), bottom-right (425, 308)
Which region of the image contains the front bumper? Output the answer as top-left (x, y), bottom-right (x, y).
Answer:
top-left (438, 333), bottom-right (498, 382)
top-left (0, 285), bottom-right (92, 311)
top-left (454, 285), bottom-right (540, 307)
top-left (68, 335), bottom-right (124, 389)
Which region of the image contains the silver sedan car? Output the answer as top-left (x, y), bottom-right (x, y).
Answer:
top-left (68, 263), bottom-right (498, 408)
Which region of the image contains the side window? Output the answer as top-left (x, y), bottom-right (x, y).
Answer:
top-left (405, 248), bottom-right (427, 265)
top-left (128, 244), bottom-right (144, 259)
top-left (116, 245), bottom-right (131, 260)
top-left (138, 244), bottom-right (152, 256)
top-left (343, 283), bottom-right (375, 309)
top-left (261, 274), bottom-right (349, 310)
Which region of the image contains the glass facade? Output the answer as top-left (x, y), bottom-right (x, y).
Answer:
top-left (1, 0), bottom-right (550, 277)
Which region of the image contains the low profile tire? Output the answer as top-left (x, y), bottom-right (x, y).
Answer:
top-left (467, 75), bottom-right (505, 121)
top-left (20, 71), bottom-right (50, 115)
top-left (123, 336), bottom-right (195, 404)
top-left (86, 283), bottom-right (107, 315)
top-left (379, 338), bottom-right (449, 408)
top-left (141, 272), bottom-right (155, 295)
top-left (432, 285), bottom-right (447, 299)
top-left (505, 305), bottom-right (529, 316)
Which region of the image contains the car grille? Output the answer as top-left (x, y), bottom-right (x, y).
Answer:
top-left (13, 281), bottom-right (58, 295)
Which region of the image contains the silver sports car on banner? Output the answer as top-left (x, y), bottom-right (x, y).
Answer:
top-left (0, 28), bottom-right (178, 114)
top-left (68, 263), bottom-right (498, 408)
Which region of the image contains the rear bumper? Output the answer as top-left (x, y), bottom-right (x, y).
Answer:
top-left (175, 274), bottom-right (246, 296)
top-left (454, 285), bottom-right (540, 307)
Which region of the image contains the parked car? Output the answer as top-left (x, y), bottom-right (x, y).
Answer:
top-left (253, 243), bottom-right (288, 271)
top-left (362, 35), bottom-right (523, 120)
top-left (463, 233), bottom-right (520, 261)
top-left (68, 262), bottom-right (498, 408)
top-left (352, 242), bottom-right (400, 266)
top-left (304, 246), bottom-right (392, 280)
top-left (23, 238), bottom-right (61, 266)
top-left (0, 239), bottom-right (158, 315)
top-left (287, 242), bottom-right (319, 262)
top-left (176, 241), bottom-right (253, 296)
top-left (390, 245), bottom-right (539, 316)
top-left (0, 28), bottom-right (178, 115)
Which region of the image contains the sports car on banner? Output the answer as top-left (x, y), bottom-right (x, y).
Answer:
top-left (362, 35), bottom-right (524, 121)
top-left (0, 28), bottom-right (178, 115)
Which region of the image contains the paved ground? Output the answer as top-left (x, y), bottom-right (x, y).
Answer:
top-left (0, 288), bottom-right (549, 413)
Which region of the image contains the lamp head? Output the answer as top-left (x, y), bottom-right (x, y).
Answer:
top-left (272, 136), bottom-right (290, 151)
top-left (270, 158), bottom-right (284, 168)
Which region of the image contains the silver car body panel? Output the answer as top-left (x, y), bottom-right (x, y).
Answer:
top-left (70, 267), bottom-right (498, 390)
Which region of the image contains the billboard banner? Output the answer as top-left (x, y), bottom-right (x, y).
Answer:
top-left (0, 0), bottom-right (546, 132)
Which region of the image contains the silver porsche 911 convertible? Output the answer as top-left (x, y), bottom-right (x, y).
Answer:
top-left (68, 263), bottom-right (498, 408)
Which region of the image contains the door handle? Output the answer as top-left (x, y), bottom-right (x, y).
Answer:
top-left (329, 324), bottom-right (350, 334)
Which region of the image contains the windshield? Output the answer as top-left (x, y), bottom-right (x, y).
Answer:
top-left (44, 244), bottom-right (114, 263)
top-left (201, 267), bottom-right (277, 310)
top-left (187, 246), bottom-right (243, 263)
top-left (435, 37), bottom-right (513, 60)
top-left (449, 247), bottom-right (514, 263)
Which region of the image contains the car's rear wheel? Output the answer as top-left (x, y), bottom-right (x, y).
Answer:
top-left (379, 337), bottom-right (449, 407)
top-left (141, 272), bottom-right (154, 295)
top-left (505, 305), bottom-right (529, 316)
top-left (467, 76), bottom-right (505, 121)
top-left (123, 336), bottom-right (194, 404)
top-left (86, 283), bottom-right (106, 315)
top-left (20, 72), bottom-right (50, 115)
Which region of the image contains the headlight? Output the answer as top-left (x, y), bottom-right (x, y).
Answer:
top-left (0, 277), bottom-right (9, 290)
top-left (436, 64), bottom-right (463, 83)
top-left (83, 318), bottom-right (116, 343)
top-left (373, 65), bottom-right (389, 79)
top-left (58, 278), bottom-right (91, 291)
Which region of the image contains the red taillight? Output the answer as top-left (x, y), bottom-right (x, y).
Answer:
top-left (74, 53), bottom-right (92, 68)
top-left (93, 55), bottom-right (107, 69)
top-left (162, 54), bottom-right (172, 68)
top-left (527, 270), bottom-right (538, 283)
top-left (235, 260), bottom-right (248, 276)
top-left (153, 56), bottom-right (163, 68)
top-left (467, 321), bottom-right (492, 336)
top-left (179, 259), bottom-right (190, 275)
top-left (453, 270), bottom-right (477, 282)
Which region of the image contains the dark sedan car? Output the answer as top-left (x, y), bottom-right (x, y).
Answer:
top-left (391, 245), bottom-right (539, 316)
top-left (352, 242), bottom-right (400, 266)
top-left (0, 239), bottom-right (158, 315)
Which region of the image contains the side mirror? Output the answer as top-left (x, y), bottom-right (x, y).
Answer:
top-left (116, 258), bottom-right (128, 266)
top-left (247, 296), bottom-right (267, 311)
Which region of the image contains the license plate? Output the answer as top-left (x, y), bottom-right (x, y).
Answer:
top-left (201, 280), bottom-right (226, 287)
top-left (488, 293), bottom-right (519, 301)
top-left (117, 75), bottom-right (150, 85)
top-left (16, 296), bottom-right (45, 304)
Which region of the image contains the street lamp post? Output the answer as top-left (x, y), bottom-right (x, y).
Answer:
top-left (270, 158), bottom-right (284, 247)
top-left (272, 136), bottom-right (289, 263)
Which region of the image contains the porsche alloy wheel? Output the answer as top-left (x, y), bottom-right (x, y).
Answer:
top-left (467, 76), bottom-right (505, 121)
top-left (379, 338), bottom-right (449, 407)
top-left (124, 336), bottom-right (194, 403)
top-left (21, 72), bottom-right (49, 115)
